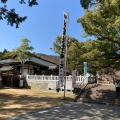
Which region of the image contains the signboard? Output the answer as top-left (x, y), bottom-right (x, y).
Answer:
top-left (72, 70), bottom-right (76, 88)
top-left (88, 76), bottom-right (97, 84)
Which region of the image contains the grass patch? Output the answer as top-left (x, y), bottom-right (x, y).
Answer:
top-left (0, 88), bottom-right (74, 120)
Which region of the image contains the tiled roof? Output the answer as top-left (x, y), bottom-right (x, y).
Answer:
top-left (0, 59), bottom-right (18, 64)
top-left (0, 66), bottom-right (13, 71)
top-left (29, 57), bottom-right (57, 69)
top-left (0, 57), bottom-right (57, 69)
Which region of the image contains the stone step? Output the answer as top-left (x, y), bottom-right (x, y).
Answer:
top-left (78, 98), bottom-right (120, 106)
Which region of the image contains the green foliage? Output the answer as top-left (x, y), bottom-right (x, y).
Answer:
top-left (80, 0), bottom-right (91, 9)
top-left (78, 0), bottom-right (120, 72)
top-left (0, 0), bottom-right (38, 28)
top-left (51, 36), bottom-right (81, 73)
top-left (80, 0), bottom-right (96, 9)
top-left (2, 48), bottom-right (8, 55)
top-left (13, 37), bottom-right (34, 63)
top-left (4, 37), bottom-right (34, 74)
top-left (50, 36), bottom-right (62, 54)
top-left (52, 35), bottom-right (119, 74)
top-left (67, 38), bottom-right (80, 72)
top-left (0, 52), bottom-right (3, 60)
top-left (0, 49), bottom-right (8, 60)
top-left (51, 36), bottom-right (78, 54)
top-left (51, 0), bottom-right (120, 74)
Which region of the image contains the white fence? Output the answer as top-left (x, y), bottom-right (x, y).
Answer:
top-left (26, 75), bottom-right (89, 91)
top-left (26, 75), bottom-right (88, 83)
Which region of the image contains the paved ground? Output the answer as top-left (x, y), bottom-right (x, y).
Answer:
top-left (9, 102), bottom-right (120, 120)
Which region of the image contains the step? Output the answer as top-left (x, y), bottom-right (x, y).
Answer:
top-left (79, 98), bottom-right (120, 106)
top-left (76, 84), bottom-right (120, 106)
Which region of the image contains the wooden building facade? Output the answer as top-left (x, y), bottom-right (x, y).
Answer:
top-left (0, 56), bottom-right (58, 87)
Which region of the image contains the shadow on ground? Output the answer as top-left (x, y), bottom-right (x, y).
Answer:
top-left (9, 102), bottom-right (120, 120)
top-left (79, 84), bottom-right (120, 106)
top-left (0, 88), bottom-right (73, 120)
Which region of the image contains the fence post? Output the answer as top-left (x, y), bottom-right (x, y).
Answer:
top-left (35, 74), bottom-right (37, 80)
top-left (80, 75), bottom-right (81, 82)
top-left (42, 75), bottom-right (44, 80)
top-left (26, 74), bottom-right (28, 80)
top-left (51, 75), bottom-right (52, 80)
top-left (68, 76), bottom-right (70, 80)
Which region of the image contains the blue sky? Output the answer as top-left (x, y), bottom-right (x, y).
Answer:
top-left (0, 0), bottom-right (87, 55)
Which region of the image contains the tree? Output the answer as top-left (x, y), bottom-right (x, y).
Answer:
top-left (50, 36), bottom-right (62, 54)
top-left (52, 34), bottom-right (117, 74)
top-left (0, 51), bottom-right (3, 60)
top-left (80, 0), bottom-right (97, 9)
top-left (78, 0), bottom-right (120, 71)
top-left (67, 38), bottom-right (81, 73)
top-left (0, 0), bottom-right (38, 28)
top-left (51, 36), bottom-right (79, 54)
top-left (2, 48), bottom-right (8, 55)
top-left (51, 36), bottom-right (81, 73)
top-left (15, 37), bottom-right (34, 74)
top-left (0, 49), bottom-right (8, 60)
top-left (4, 37), bottom-right (34, 74)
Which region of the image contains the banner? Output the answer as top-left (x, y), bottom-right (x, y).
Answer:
top-left (58, 12), bottom-right (68, 88)
top-left (58, 67), bottom-right (64, 87)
